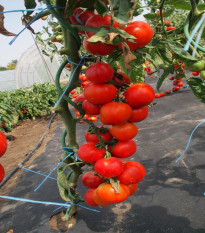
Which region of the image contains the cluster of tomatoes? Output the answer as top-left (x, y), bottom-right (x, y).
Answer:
top-left (68, 7), bottom-right (153, 56)
top-left (0, 131), bottom-right (7, 183)
top-left (71, 62), bottom-right (155, 206)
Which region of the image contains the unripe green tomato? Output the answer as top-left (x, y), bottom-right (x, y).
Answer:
top-left (56, 35), bottom-right (63, 41)
top-left (200, 70), bottom-right (205, 80)
top-left (184, 60), bottom-right (205, 72)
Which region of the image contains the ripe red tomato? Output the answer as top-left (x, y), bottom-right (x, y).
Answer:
top-left (124, 83), bottom-right (155, 108)
top-left (0, 163), bottom-right (5, 182)
top-left (0, 131), bottom-right (7, 157)
top-left (96, 183), bottom-right (130, 203)
top-left (84, 83), bottom-right (117, 105)
top-left (69, 8), bottom-right (83, 24)
top-left (165, 89), bottom-right (171, 94)
top-left (109, 123), bottom-right (138, 141)
top-left (192, 72), bottom-right (200, 76)
top-left (85, 127), bottom-right (112, 143)
top-left (124, 21), bottom-right (153, 50)
top-left (112, 71), bottom-right (131, 85)
top-left (128, 183), bottom-right (138, 196)
top-left (73, 93), bottom-right (85, 103)
top-left (100, 102), bottom-right (133, 125)
top-left (83, 37), bottom-right (116, 56)
top-left (82, 100), bottom-right (101, 115)
top-left (128, 106), bottom-right (149, 123)
top-left (94, 157), bottom-right (123, 178)
top-left (85, 62), bottom-right (114, 84)
top-left (117, 161), bottom-right (146, 185)
top-left (85, 14), bottom-right (119, 37)
top-left (82, 171), bottom-right (103, 188)
top-left (78, 11), bottom-right (95, 25)
top-left (166, 26), bottom-right (176, 31)
top-left (92, 188), bottom-right (110, 207)
top-left (84, 189), bottom-right (98, 206)
top-left (108, 140), bottom-right (137, 158)
top-left (78, 142), bottom-right (105, 164)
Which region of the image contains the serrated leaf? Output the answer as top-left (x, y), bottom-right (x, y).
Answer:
top-left (156, 70), bottom-right (170, 90)
top-left (95, 0), bottom-right (109, 17)
top-left (109, 0), bottom-right (136, 25)
top-left (187, 78), bottom-right (205, 103)
top-left (0, 5), bottom-right (16, 36)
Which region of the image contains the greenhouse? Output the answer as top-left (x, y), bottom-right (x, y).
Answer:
top-left (0, 45), bottom-right (69, 92)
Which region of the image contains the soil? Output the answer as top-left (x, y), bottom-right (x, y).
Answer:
top-left (0, 114), bottom-right (62, 196)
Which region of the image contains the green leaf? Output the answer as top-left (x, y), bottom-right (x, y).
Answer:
top-left (156, 70), bottom-right (170, 91)
top-left (57, 166), bottom-right (71, 202)
top-left (109, 0), bottom-right (136, 25)
top-left (187, 78), bottom-right (205, 103)
top-left (95, 0), bottom-right (109, 16)
top-left (144, 13), bottom-right (158, 20)
top-left (24, 0), bottom-right (37, 16)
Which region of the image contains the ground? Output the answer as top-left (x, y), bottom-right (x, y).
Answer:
top-left (0, 114), bottom-right (62, 196)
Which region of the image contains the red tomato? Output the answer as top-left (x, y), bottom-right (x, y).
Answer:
top-left (69, 8), bottom-right (83, 24)
top-left (84, 83), bottom-right (117, 105)
top-left (124, 83), bottom-right (155, 108)
top-left (166, 26), bottom-right (176, 31)
top-left (0, 131), bottom-right (7, 157)
top-left (112, 71), bottom-right (131, 85)
top-left (83, 37), bottom-right (116, 56)
top-left (84, 189), bottom-right (98, 206)
top-left (192, 72), bottom-right (200, 76)
top-left (128, 106), bottom-right (149, 123)
top-left (155, 94), bottom-right (161, 98)
top-left (85, 127), bottom-right (112, 143)
top-left (108, 140), bottom-right (137, 158)
top-left (78, 11), bottom-right (95, 25)
top-left (159, 92), bottom-right (165, 97)
top-left (96, 183), bottom-right (130, 203)
top-left (165, 89), bottom-right (171, 94)
top-left (0, 163), bottom-right (5, 182)
top-left (78, 142), bottom-right (105, 164)
top-left (94, 157), bottom-right (123, 178)
top-left (128, 183), bottom-right (138, 196)
top-left (109, 123), bottom-right (138, 141)
top-left (124, 21), bottom-right (153, 50)
top-left (85, 62), bottom-right (114, 84)
top-left (82, 100), bottom-right (101, 115)
top-left (92, 188), bottom-right (110, 207)
top-left (117, 161), bottom-right (146, 185)
top-left (100, 102), bottom-right (133, 125)
top-left (73, 94), bottom-right (85, 103)
top-left (177, 81), bottom-right (184, 87)
top-left (85, 14), bottom-right (119, 37)
top-left (82, 171), bottom-right (103, 188)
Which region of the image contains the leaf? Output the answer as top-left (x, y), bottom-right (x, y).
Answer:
top-left (57, 166), bottom-right (71, 202)
top-left (24, 0), bottom-right (37, 16)
top-left (110, 178), bottom-right (120, 193)
top-left (143, 13), bottom-right (158, 20)
top-left (156, 70), bottom-right (170, 90)
top-left (109, 0), bottom-right (136, 25)
top-left (121, 42), bottom-right (136, 70)
top-left (0, 5), bottom-right (16, 36)
top-left (95, 0), bottom-right (109, 17)
top-left (186, 78), bottom-right (205, 103)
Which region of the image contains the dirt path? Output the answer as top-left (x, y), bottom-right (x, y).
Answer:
top-left (0, 115), bottom-right (62, 196)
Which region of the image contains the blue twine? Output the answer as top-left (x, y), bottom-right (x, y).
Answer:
top-left (0, 195), bottom-right (71, 207)
top-left (54, 55), bottom-right (87, 108)
top-left (21, 167), bottom-right (57, 181)
top-left (7, 5), bottom-right (64, 45)
top-left (176, 119), bottom-right (205, 162)
top-left (34, 152), bottom-right (72, 192)
top-left (0, 195), bottom-right (101, 212)
top-left (72, 14), bottom-right (85, 26)
top-left (192, 20), bottom-right (205, 57)
top-left (184, 13), bottom-right (205, 53)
